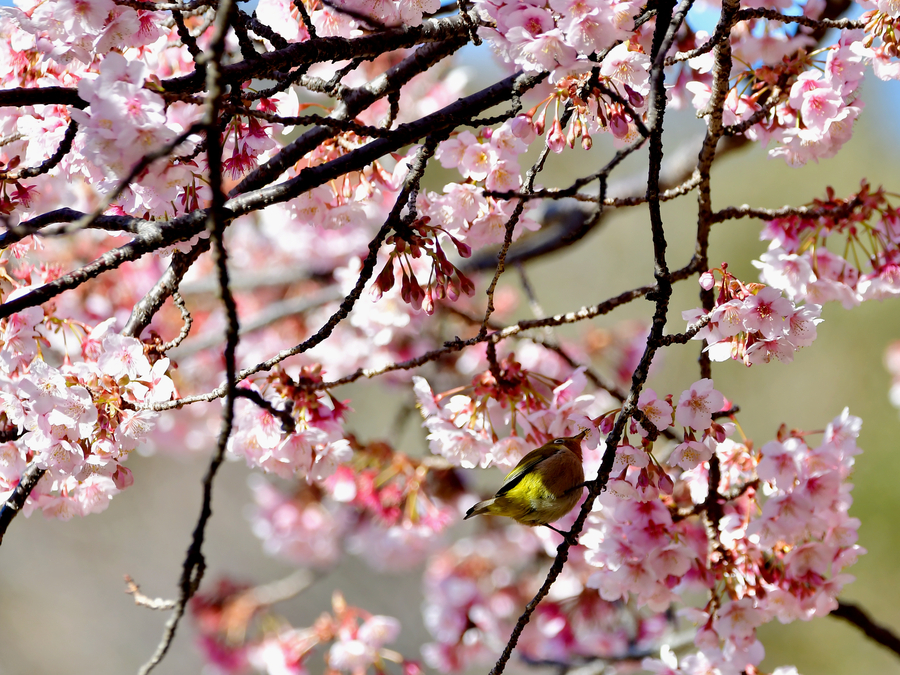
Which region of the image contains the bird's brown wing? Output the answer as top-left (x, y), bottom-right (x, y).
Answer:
top-left (495, 444), bottom-right (561, 497)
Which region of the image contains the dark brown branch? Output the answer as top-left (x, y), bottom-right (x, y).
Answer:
top-left (161, 11), bottom-right (481, 95)
top-left (0, 86), bottom-right (85, 109)
top-left (235, 388), bottom-right (295, 433)
top-left (831, 601), bottom-right (900, 659)
top-left (136, 0), bottom-right (238, 670)
top-left (0, 463), bottom-right (46, 546)
top-left (293, 0), bottom-right (317, 39)
top-left (487, 4), bottom-right (682, 669)
top-left (230, 35), bottom-right (473, 197)
top-left (712, 195), bottom-right (862, 224)
top-left (0, 209), bottom-right (151, 250)
top-left (0, 119), bottom-right (78, 181)
top-left (658, 315), bottom-right (711, 346)
top-left (124, 239), bottom-right (211, 338)
top-left (0, 12), bottom-right (479, 111)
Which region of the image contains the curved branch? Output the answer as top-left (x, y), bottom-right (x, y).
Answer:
top-left (831, 601), bottom-right (900, 659)
top-left (1, 119), bottom-right (78, 181)
top-left (0, 209), bottom-right (151, 250)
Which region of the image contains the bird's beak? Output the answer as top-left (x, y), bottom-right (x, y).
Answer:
top-left (571, 429), bottom-right (588, 441)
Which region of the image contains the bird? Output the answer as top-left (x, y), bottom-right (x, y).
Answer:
top-left (464, 430), bottom-right (588, 542)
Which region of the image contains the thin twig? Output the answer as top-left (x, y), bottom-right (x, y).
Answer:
top-left (487, 4), bottom-right (681, 670)
top-left (124, 576), bottom-right (178, 611)
top-left (234, 388), bottom-right (295, 433)
top-left (136, 0), bottom-right (238, 670)
top-left (156, 293), bottom-right (194, 354)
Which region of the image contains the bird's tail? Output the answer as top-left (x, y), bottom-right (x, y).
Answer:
top-left (464, 498), bottom-right (496, 520)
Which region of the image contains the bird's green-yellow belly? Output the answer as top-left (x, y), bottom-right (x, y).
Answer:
top-left (491, 473), bottom-right (581, 525)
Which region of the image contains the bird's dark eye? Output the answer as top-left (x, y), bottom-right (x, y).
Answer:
top-left (553, 438), bottom-right (565, 444)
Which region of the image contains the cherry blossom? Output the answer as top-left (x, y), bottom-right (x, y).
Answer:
top-left (684, 265), bottom-right (824, 365)
top-left (674, 379), bottom-right (724, 431)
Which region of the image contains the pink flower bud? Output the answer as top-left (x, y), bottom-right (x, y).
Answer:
top-left (376, 260), bottom-right (396, 293)
top-left (408, 275), bottom-right (425, 310)
top-left (548, 119), bottom-right (566, 154)
top-left (623, 84), bottom-right (644, 108)
top-left (400, 273), bottom-right (411, 303)
top-left (422, 292), bottom-right (435, 315)
top-left (457, 270), bottom-right (475, 296)
top-left (610, 112), bottom-right (629, 139)
top-left (447, 233), bottom-right (471, 258)
top-left (447, 276), bottom-right (460, 301)
top-left (510, 114), bottom-right (536, 143)
top-left (113, 465), bottom-right (134, 490)
top-left (582, 132), bottom-right (593, 150)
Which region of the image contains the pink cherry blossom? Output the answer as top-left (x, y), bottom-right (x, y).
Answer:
top-left (675, 379), bottom-right (724, 431)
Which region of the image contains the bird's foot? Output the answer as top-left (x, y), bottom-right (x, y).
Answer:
top-left (545, 523), bottom-right (579, 546)
top-left (562, 481), bottom-right (590, 496)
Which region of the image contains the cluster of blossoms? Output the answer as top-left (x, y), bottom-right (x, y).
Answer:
top-left (637, 409), bottom-right (863, 675)
top-left (3, 0), bottom-right (162, 65)
top-left (676, 4), bottom-right (900, 167)
top-left (684, 27), bottom-right (867, 167)
top-left (424, 119), bottom-right (542, 248)
top-left (1, 8), bottom-right (202, 222)
top-left (420, 369), bottom-right (863, 675)
top-left (755, 182), bottom-right (900, 307)
top-left (472, 0), bottom-right (900, 166)
top-left (473, 0), bottom-right (641, 76)
top-left (422, 526), bottom-right (673, 671)
top-left (372, 215), bottom-right (476, 315)
top-left (248, 435), bottom-right (464, 573)
top-left (467, 42), bottom-right (653, 155)
top-left (69, 53), bottom-right (197, 215)
top-left (766, 30), bottom-right (867, 166)
top-left (414, 356), bottom-right (612, 470)
top-left (0, 292), bottom-right (175, 518)
top-left (191, 585), bottom-right (419, 675)
top-left (683, 265), bottom-right (823, 366)
top-left (227, 366), bottom-right (352, 482)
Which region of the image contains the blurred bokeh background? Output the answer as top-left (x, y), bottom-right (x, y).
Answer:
top-left (2, 27), bottom-right (900, 675)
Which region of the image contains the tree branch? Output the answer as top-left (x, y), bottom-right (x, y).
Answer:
top-left (831, 601), bottom-right (900, 659)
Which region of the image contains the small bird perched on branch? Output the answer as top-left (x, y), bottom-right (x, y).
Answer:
top-left (464, 430), bottom-right (588, 542)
